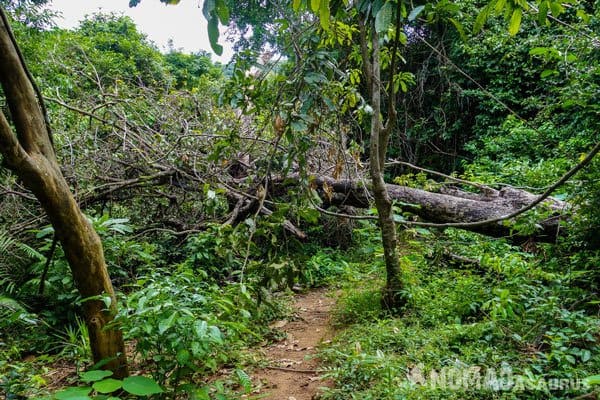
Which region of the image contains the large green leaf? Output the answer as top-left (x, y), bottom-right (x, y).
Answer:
top-left (215, 0), bottom-right (230, 24)
top-left (319, 0), bottom-right (331, 30)
top-left (92, 379), bottom-right (123, 394)
top-left (311, 0), bottom-right (321, 12)
top-left (207, 17), bottom-right (223, 56)
top-left (473, 2), bottom-right (492, 33)
top-left (407, 5), bottom-right (424, 22)
top-left (122, 376), bottom-right (164, 396)
top-left (158, 312), bottom-right (177, 334)
top-left (54, 387), bottom-right (92, 400)
top-left (448, 18), bottom-right (466, 41)
top-left (80, 370), bottom-right (113, 383)
top-left (508, 8), bottom-right (522, 36)
top-left (375, 1), bottom-right (393, 33)
top-left (202, 0), bottom-right (215, 19)
top-left (586, 375), bottom-right (600, 385)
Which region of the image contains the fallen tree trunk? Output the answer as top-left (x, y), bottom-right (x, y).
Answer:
top-left (285, 174), bottom-right (569, 243)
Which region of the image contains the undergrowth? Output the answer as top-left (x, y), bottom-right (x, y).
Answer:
top-left (3, 218), bottom-right (600, 399)
top-left (319, 226), bottom-right (600, 400)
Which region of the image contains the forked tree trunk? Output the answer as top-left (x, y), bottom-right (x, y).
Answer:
top-left (0, 9), bottom-right (128, 377)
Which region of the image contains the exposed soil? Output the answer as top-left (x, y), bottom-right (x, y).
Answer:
top-left (38, 289), bottom-right (336, 399)
top-left (251, 288), bottom-right (335, 400)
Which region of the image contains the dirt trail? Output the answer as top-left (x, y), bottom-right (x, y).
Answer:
top-left (252, 288), bottom-right (334, 400)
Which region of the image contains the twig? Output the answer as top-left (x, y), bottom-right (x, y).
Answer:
top-left (386, 160), bottom-right (495, 192)
top-left (264, 365), bottom-right (319, 374)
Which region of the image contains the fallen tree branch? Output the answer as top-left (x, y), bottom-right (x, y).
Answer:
top-left (264, 365), bottom-right (319, 373)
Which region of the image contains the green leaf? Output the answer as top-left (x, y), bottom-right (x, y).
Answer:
top-left (549, 1), bottom-right (564, 16)
top-left (538, 0), bottom-right (549, 24)
top-left (408, 5), bottom-right (424, 22)
top-left (585, 375), bottom-right (600, 385)
top-left (158, 312), bottom-right (177, 334)
top-left (209, 325), bottom-right (223, 343)
top-left (449, 18), bottom-right (466, 41)
top-left (207, 17), bottom-right (223, 56)
top-left (235, 369), bottom-right (252, 393)
top-left (54, 387), bottom-right (92, 400)
top-left (582, 349), bottom-right (592, 362)
top-left (310, 0), bottom-right (320, 12)
top-left (576, 8), bottom-right (590, 23)
top-left (529, 47), bottom-right (548, 56)
top-left (80, 370), bottom-right (113, 383)
top-left (293, 0), bottom-right (302, 11)
top-left (291, 120), bottom-right (308, 132)
top-left (215, 0), bottom-right (230, 24)
top-left (176, 348), bottom-right (191, 364)
top-left (93, 379), bottom-right (123, 394)
top-left (474, 2), bottom-right (492, 33)
top-left (298, 207), bottom-right (320, 224)
top-left (35, 226), bottom-right (54, 239)
top-left (540, 69), bottom-right (557, 78)
top-left (202, 0), bottom-right (215, 19)
top-left (393, 214), bottom-right (406, 222)
top-left (122, 376), bottom-right (164, 396)
top-left (194, 320), bottom-right (208, 337)
top-left (508, 8), bottom-right (522, 36)
top-left (319, 0), bottom-right (331, 30)
top-left (494, 0), bottom-right (507, 13)
top-left (375, 1), bottom-right (393, 33)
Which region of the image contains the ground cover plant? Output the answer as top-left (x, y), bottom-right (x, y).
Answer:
top-left (1, 0), bottom-right (599, 399)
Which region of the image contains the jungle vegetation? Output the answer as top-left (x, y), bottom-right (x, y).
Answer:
top-left (0, 0), bottom-right (599, 398)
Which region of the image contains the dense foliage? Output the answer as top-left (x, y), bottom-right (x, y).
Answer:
top-left (0, 0), bottom-right (599, 399)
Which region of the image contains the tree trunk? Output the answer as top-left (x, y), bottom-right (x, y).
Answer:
top-left (366, 26), bottom-right (404, 309)
top-left (0, 8), bottom-right (128, 378)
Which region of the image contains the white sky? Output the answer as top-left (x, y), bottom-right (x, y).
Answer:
top-left (47, 0), bottom-right (235, 63)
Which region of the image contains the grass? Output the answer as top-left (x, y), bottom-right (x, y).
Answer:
top-left (316, 227), bottom-right (600, 400)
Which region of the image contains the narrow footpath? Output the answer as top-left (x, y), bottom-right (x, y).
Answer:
top-left (251, 288), bottom-right (335, 400)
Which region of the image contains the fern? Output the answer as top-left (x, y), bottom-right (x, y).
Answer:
top-left (234, 369), bottom-right (253, 393)
top-left (0, 294), bottom-right (25, 312)
top-left (17, 242), bottom-right (46, 261)
top-left (0, 230), bottom-right (15, 255)
top-left (0, 295), bottom-right (39, 327)
top-left (0, 230), bottom-right (42, 296)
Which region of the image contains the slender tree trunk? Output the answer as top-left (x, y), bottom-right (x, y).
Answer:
top-left (366, 26), bottom-right (404, 309)
top-left (0, 8), bottom-right (128, 377)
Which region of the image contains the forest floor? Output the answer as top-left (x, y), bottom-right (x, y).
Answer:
top-left (249, 288), bottom-right (335, 399)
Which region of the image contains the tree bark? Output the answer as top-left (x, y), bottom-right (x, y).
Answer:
top-left (302, 174), bottom-right (567, 243)
top-left (365, 26), bottom-right (404, 309)
top-left (0, 9), bottom-right (127, 377)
